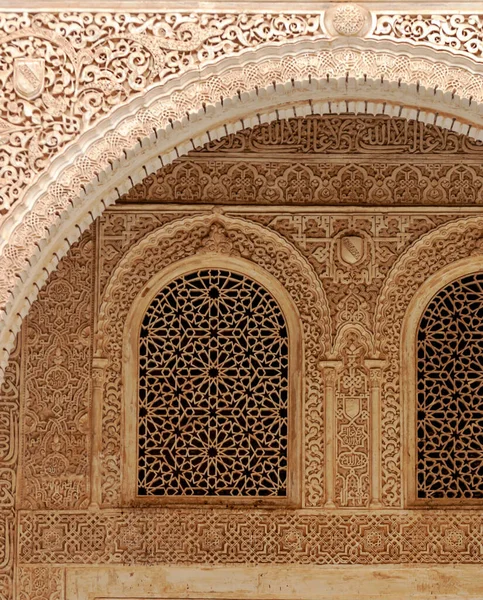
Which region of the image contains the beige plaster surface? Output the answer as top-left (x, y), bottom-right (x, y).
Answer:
top-left (66, 564), bottom-right (483, 600)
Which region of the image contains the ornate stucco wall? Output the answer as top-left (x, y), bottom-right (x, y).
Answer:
top-left (5, 113), bottom-right (483, 598)
top-left (4, 3), bottom-right (483, 598)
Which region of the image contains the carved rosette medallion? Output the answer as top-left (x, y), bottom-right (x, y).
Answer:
top-left (324, 4), bottom-right (373, 37)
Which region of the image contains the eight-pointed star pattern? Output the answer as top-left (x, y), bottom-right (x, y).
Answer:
top-left (138, 269), bottom-right (289, 497)
top-left (417, 273), bottom-right (483, 499)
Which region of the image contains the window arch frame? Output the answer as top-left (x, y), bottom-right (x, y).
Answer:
top-left (121, 253), bottom-right (303, 507)
top-left (403, 256), bottom-right (483, 508)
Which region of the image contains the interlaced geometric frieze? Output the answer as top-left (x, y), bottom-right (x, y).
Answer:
top-left (417, 273), bottom-right (483, 500)
top-left (138, 268), bottom-right (289, 498)
top-left (18, 509), bottom-right (483, 565)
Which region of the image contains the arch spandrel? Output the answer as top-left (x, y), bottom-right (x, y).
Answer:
top-left (3, 34), bottom-right (483, 377)
top-left (96, 213), bottom-right (330, 507)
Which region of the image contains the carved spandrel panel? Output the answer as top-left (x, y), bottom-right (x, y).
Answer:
top-left (20, 230), bottom-right (94, 510)
top-left (0, 12), bottom-right (329, 213)
top-left (97, 212), bottom-right (193, 297)
top-left (1, 12), bottom-right (483, 217)
top-left (230, 212), bottom-right (458, 337)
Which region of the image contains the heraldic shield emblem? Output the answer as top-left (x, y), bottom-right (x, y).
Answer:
top-left (13, 58), bottom-right (45, 100)
top-left (339, 235), bottom-right (365, 265)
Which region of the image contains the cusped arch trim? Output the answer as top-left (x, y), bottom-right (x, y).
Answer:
top-left (2, 37), bottom-right (483, 378)
top-left (373, 216), bottom-right (483, 506)
top-left (95, 213), bottom-right (331, 508)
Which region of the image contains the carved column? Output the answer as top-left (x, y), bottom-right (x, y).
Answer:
top-left (90, 357), bottom-right (108, 508)
top-left (366, 360), bottom-right (385, 509)
top-left (320, 361), bottom-right (341, 508)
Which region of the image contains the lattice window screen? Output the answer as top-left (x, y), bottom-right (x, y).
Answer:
top-left (417, 273), bottom-right (483, 499)
top-left (138, 268), bottom-right (289, 497)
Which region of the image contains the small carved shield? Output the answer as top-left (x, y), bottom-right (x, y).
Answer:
top-left (345, 397), bottom-right (360, 419)
top-left (339, 235), bottom-right (365, 265)
top-left (13, 58), bottom-right (45, 100)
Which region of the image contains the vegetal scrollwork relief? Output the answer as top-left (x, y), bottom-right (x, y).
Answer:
top-left (98, 214), bottom-right (330, 507)
top-left (374, 13), bottom-right (483, 57)
top-left (0, 11), bottom-right (327, 214)
top-left (3, 45), bottom-right (483, 339)
top-left (21, 231), bottom-right (94, 510)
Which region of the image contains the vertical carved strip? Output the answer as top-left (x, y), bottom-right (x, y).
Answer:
top-left (90, 358), bottom-right (108, 509)
top-left (320, 362), bottom-right (340, 508)
top-left (0, 331), bottom-right (22, 600)
top-left (18, 566), bottom-right (63, 600)
top-left (21, 231), bottom-right (94, 509)
top-left (366, 361), bottom-right (385, 509)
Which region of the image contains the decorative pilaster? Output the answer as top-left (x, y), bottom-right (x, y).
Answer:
top-left (366, 360), bottom-right (385, 509)
top-left (320, 361), bottom-right (342, 509)
top-left (90, 357), bottom-right (108, 509)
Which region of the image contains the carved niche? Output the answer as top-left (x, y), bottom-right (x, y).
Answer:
top-left (96, 214), bottom-right (331, 508)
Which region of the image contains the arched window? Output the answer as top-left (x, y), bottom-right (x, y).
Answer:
top-left (123, 259), bottom-right (301, 506)
top-left (415, 272), bottom-right (483, 504)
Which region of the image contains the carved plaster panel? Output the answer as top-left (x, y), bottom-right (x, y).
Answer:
top-left (18, 509), bottom-right (483, 565)
top-left (20, 231), bottom-right (94, 510)
top-left (0, 8), bottom-right (482, 215)
top-left (10, 205), bottom-right (483, 600)
top-left (96, 206), bottom-right (476, 509)
top-left (0, 333), bottom-right (21, 600)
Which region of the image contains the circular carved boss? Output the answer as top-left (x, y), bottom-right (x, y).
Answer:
top-left (324, 4), bottom-right (373, 37)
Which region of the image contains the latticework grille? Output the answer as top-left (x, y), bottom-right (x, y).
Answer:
top-left (138, 268), bottom-right (289, 497)
top-left (417, 273), bottom-right (483, 499)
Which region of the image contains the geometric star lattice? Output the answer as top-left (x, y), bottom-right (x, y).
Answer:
top-left (417, 273), bottom-right (483, 499)
top-left (138, 269), bottom-right (288, 496)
